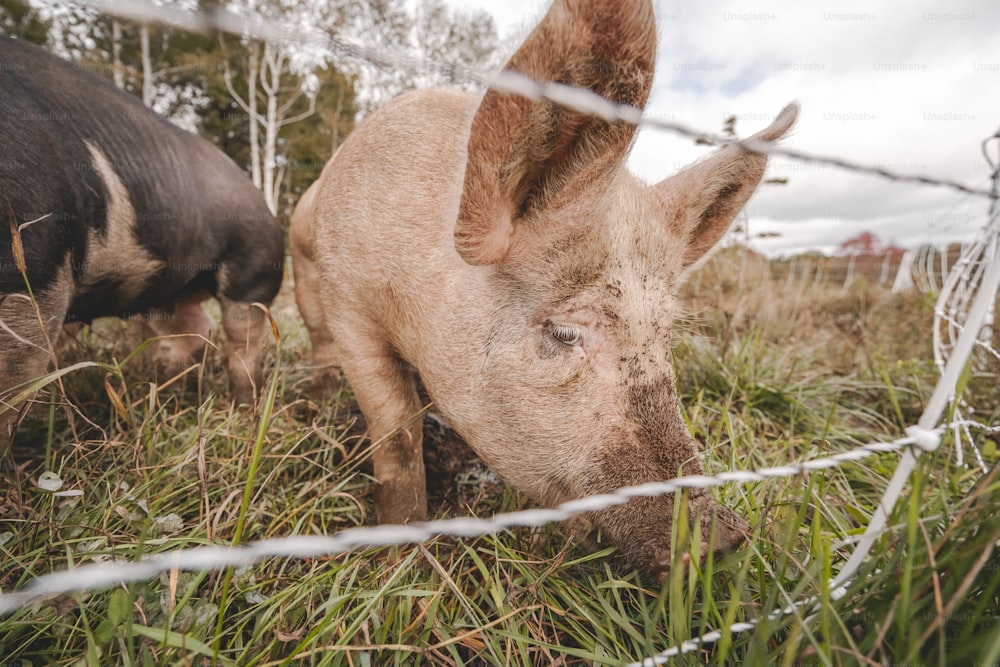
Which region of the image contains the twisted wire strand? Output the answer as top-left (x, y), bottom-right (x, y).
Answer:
top-left (0, 432), bottom-right (930, 616)
top-left (80, 0), bottom-right (996, 200)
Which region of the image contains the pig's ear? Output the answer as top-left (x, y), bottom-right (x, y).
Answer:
top-left (454, 0), bottom-right (656, 266)
top-left (656, 103), bottom-right (799, 268)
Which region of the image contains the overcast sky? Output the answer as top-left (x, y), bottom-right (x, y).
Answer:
top-left (446, 0), bottom-right (1000, 256)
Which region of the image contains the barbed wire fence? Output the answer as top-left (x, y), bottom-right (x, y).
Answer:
top-left (3, 1), bottom-right (1000, 662)
top-left (634, 140), bottom-right (1000, 663)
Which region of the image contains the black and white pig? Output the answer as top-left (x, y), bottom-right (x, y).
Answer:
top-left (0, 33), bottom-right (284, 449)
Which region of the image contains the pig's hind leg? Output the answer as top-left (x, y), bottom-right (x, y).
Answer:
top-left (292, 245), bottom-right (341, 398)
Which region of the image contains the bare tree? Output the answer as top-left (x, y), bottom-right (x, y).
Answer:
top-left (221, 1), bottom-right (332, 214)
top-left (227, 39), bottom-right (319, 213)
top-left (216, 0), bottom-right (499, 214)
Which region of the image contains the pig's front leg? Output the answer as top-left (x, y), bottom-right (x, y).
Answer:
top-left (337, 323), bottom-right (428, 524)
top-left (219, 298), bottom-right (269, 406)
top-left (138, 290), bottom-right (216, 380)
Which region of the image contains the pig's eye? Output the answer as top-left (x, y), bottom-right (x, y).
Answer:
top-left (550, 324), bottom-right (583, 347)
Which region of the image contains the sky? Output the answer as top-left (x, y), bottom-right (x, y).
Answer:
top-left (445, 0), bottom-right (1000, 256)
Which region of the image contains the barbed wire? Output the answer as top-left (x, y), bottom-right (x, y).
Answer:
top-left (78, 0), bottom-right (998, 201)
top-left (0, 428), bottom-right (941, 616)
top-left (937, 311), bottom-right (1000, 363)
top-left (928, 165), bottom-right (999, 470)
top-left (4, 2), bottom-right (1000, 662)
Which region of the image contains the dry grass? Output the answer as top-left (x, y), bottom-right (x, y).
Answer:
top-left (1, 248), bottom-right (999, 665)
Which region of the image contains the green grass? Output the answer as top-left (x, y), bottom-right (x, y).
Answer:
top-left (2, 264), bottom-right (999, 666)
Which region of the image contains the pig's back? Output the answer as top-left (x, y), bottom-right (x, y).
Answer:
top-left (311, 88), bottom-right (483, 352)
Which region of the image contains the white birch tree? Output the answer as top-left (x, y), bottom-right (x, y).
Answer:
top-left (223, 36), bottom-right (320, 214)
top-left (215, 0), bottom-right (498, 214)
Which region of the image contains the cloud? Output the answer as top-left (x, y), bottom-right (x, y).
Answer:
top-left (633, 0), bottom-right (1000, 253)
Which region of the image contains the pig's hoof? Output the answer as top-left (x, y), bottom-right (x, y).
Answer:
top-left (375, 499), bottom-right (428, 525)
top-left (231, 387), bottom-right (257, 407)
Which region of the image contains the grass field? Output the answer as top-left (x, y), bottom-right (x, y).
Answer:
top-left (2, 246), bottom-right (999, 666)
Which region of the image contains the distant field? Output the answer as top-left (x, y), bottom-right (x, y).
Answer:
top-left (2, 246), bottom-right (999, 666)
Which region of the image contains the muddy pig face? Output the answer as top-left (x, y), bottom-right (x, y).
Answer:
top-left (469, 168), bottom-right (780, 577)
top-left (451, 0), bottom-right (798, 579)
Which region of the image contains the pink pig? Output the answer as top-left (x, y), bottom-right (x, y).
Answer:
top-left (292, 0), bottom-right (797, 578)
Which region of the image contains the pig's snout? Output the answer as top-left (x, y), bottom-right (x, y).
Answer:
top-left (704, 504), bottom-right (751, 556)
top-left (648, 498), bottom-right (750, 583)
top-left (589, 486), bottom-right (749, 582)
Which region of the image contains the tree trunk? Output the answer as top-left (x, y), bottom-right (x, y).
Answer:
top-left (111, 20), bottom-right (124, 90)
top-left (247, 42), bottom-right (262, 191)
top-left (140, 24), bottom-right (153, 107)
top-left (261, 41), bottom-right (281, 215)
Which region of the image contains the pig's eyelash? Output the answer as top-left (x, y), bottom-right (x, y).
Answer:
top-left (550, 324), bottom-right (584, 347)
